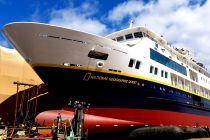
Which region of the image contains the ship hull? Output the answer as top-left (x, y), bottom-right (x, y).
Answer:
top-left (34, 65), bottom-right (210, 127)
top-left (36, 108), bottom-right (210, 131)
top-left (3, 22), bottom-right (210, 129)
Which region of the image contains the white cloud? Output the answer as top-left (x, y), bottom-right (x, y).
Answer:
top-left (108, 0), bottom-right (210, 71)
top-left (107, 0), bottom-right (145, 22)
top-left (49, 1), bottom-right (108, 35)
top-left (31, 7), bottom-right (41, 22)
top-left (0, 40), bottom-right (9, 48)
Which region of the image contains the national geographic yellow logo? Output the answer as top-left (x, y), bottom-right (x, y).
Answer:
top-left (83, 72), bottom-right (140, 85)
top-left (83, 73), bottom-right (92, 81)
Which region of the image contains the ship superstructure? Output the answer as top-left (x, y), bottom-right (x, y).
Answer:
top-left (106, 26), bottom-right (210, 101)
top-left (3, 22), bottom-right (210, 128)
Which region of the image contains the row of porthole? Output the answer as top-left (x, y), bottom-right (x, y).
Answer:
top-left (38, 33), bottom-right (87, 44)
top-left (147, 82), bottom-right (192, 100)
top-left (39, 32), bottom-right (128, 55)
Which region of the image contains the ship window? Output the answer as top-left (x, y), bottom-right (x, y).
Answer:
top-left (150, 48), bottom-right (187, 75)
top-left (163, 88), bottom-right (166, 92)
top-left (170, 90), bottom-right (173, 94)
top-left (48, 35), bottom-right (60, 39)
top-left (125, 34), bottom-right (133, 40)
top-left (116, 36), bottom-right (124, 42)
top-left (161, 70), bottom-right (164, 77)
top-left (128, 59), bottom-right (135, 67)
top-left (150, 66), bottom-right (154, 73)
top-left (135, 61), bottom-right (141, 69)
top-left (154, 67), bottom-right (158, 75)
top-left (134, 32), bottom-right (143, 38)
top-left (88, 50), bottom-right (108, 60)
top-left (165, 72), bottom-right (168, 78)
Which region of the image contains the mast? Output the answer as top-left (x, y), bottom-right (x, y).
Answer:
top-left (129, 20), bottom-right (135, 28)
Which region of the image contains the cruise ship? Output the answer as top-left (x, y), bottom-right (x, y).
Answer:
top-left (2, 22), bottom-right (210, 129)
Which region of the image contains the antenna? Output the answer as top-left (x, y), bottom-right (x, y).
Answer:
top-left (129, 19), bottom-right (135, 28)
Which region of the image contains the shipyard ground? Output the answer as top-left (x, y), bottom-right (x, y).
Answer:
top-left (1, 124), bottom-right (210, 139)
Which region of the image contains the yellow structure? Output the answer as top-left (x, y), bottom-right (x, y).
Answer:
top-left (0, 46), bottom-right (43, 103)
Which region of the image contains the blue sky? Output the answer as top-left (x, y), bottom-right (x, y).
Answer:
top-left (0, 0), bottom-right (210, 69)
top-left (0, 0), bottom-right (135, 47)
top-left (0, 0), bottom-right (207, 46)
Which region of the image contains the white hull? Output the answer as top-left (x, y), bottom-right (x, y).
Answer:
top-left (3, 23), bottom-right (130, 72)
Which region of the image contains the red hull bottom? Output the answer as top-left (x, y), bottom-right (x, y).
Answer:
top-left (36, 108), bottom-right (210, 134)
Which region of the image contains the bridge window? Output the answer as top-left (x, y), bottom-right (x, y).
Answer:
top-left (125, 34), bottom-right (133, 40)
top-left (134, 32), bottom-right (143, 38)
top-left (150, 48), bottom-right (187, 75)
top-left (116, 36), bottom-right (124, 42)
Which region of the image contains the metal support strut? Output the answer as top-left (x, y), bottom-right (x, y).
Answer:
top-left (73, 101), bottom-right (89, 140)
